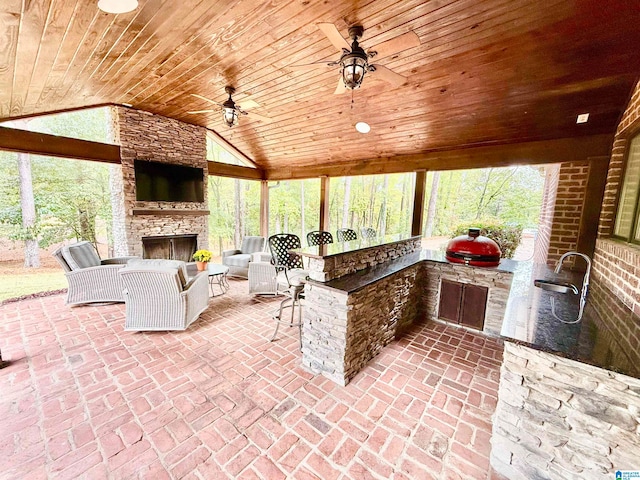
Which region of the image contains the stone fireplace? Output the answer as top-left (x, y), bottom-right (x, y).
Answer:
top-left (110, 107), bottom-right (209, 258)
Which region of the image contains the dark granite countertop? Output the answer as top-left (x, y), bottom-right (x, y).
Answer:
top-left (307, 247), bottom-right (640, 379)
top-left (306, 249), bottom-right (517, 294)
top-left (306, 251), bottom-right (422, 294)
top-left (294, 234), bottom-right (421, 259)
top-left (501, 261), bottom-right (640, 379)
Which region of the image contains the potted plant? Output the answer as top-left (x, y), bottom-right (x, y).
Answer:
top-left (192, 249), bottom-right (213, 271)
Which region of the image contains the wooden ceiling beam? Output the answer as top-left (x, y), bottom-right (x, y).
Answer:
top-left (0, 125), bottom-right (265, 180)
top-left (207, 161), bottom-right (264, 180)
top-left (206, 129), bottom-right (259, 169)
top-left (0, 126), bottom-right (121, 164)
top-left (264, 134), bottom-right (614, 180)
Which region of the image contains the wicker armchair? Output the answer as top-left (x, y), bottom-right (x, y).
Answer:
top-left (119, 259), bottom-right (209, 331)
top-left (248, 252), bottom-right (280, 296)
top-left (53, 241), bottom-right (137, 306)
top-left (222, 236), bottom-right (266, 278)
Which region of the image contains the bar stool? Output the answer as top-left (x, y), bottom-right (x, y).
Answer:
top-left (337, 228), bottom-right (357, 242)
top-left (360, 227), bottom-right (376, 239)
top-left (306, 230), bottom-right (333, 246)
top-left (268, 234), bottom-right (308, 347)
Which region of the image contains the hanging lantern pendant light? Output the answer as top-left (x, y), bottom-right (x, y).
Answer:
top-left (222, 86), bottom-right (239, 127)
top-left (340, 26), bottom-right (373, 90)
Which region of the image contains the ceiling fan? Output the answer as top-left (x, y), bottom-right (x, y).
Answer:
top-left (294, 23), bottom-right (421, 94)
top-left (187, 86), bottom-right (271, 127)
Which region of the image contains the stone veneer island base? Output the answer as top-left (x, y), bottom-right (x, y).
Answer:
top-left (421, 258), bottom-right (513, 337)
top-left (302, 263), bottom-right (422, 386)
top-left (493, 262), bottom-right (640, 479)
top-left (297, 236), bottom-right (422, 386)
top-left (491, 342), bottom-right (640, 480)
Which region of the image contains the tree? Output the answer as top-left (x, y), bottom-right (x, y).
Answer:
top-left (300, 181), bottom-right (306, 239)
top-left (234, 179), bottom-right (244, 247)
top-left (424, 171), bottom-right (440, 237)
top-left (474, 167), bottom-right (519, 219)
top-left (378, 175), bottom-right (389, 235)
top-left (342, 177), bottom-right (351, 228)
top-left (8, 117), bottom-right (40, 268)
top-left (17, 150), bottom-right (40, 267)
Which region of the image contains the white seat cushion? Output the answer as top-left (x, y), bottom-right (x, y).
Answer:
top-left (276, 269), bottom-right (308, 288)
top-left (127, 258), bottom-right (188, 287)
top-left (224, 253), bottom-right (252, 267)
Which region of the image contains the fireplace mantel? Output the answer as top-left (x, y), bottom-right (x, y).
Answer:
top-left (132, 208), bottom-right (210, 216)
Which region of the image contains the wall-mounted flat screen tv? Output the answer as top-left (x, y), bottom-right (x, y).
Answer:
top-left (134, 159), bottom-right (205, 202)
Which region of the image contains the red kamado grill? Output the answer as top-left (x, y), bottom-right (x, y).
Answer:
top-left (445, 228), bottom-right (502, 267)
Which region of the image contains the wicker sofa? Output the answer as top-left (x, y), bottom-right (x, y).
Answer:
top-left (53, 241), bottom-right (137, 306)
top-left (119, 259), bottom-right (209, 331)
top-left (222, 236), bottom-right (266, 278)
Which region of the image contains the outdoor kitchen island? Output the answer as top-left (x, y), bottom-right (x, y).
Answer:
top-left (294, 235), bottom-right (515, 386)
top-left (491, 261), bottom-right (640, 479)
top-left (294, 234), bottom-right (422, 386)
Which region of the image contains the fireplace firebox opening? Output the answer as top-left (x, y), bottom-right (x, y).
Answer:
top-left (142, 235), bottom-right (197, 262)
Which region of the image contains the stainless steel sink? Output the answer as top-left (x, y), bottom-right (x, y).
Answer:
top-left (534, 279), bottom-right (579, 294)
top-left (535, 251), bottom-right (591, 324)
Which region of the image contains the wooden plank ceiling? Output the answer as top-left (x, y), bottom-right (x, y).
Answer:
top-left (1, 0), bottom-right (638, 177)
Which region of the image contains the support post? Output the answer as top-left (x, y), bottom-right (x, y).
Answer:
top-left (260, 180), bottom-right (269, 238)
top-left (576, 156), bottom-right (610, 261)
top-left (319, 176), bottom-right (330, 232)
top-left (412, 170), bottom-right (427, 237)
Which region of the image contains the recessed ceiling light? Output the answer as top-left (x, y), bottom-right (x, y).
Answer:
top-left (355, 122), bottom-right (370, 134)
top-left (97, 0), bottom-right (138, 14)
top-left (122, 103), bottom-right (133, 107)
top-left (576, 113), bottom-right (589, 124)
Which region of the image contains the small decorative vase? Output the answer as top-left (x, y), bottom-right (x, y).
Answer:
top-left (196, 261), bottom-right (208, 271)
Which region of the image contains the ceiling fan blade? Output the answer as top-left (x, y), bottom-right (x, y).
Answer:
top-left (318, 22), bottom-right (350, 51)
top-left (238, 99), bottom-right (261, 110)
top-left (334, 77), bottom-right (347, 95)
top-left (187, 109), bottom-right (218, 114)
top-left (190, 93), bottom-right (221, 106)
top-left (247, 112), bottom-right (272, 123)
top-left (289, 59), bottom-right (335, 70)
top-left (289, 64), bottom-right (322, 71)
top-left (369, 31), bottom-right (421, 60)
top-left (372, 65), bottom-right (407, 87)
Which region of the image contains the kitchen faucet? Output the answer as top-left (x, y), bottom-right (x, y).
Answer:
top-left (555, 251), bottom-right (591, 297)
top-left (551, 251), bottom-right (592, 324)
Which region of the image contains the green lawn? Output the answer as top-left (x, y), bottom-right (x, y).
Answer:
top-left (0, 271), bottom-right (67, 302)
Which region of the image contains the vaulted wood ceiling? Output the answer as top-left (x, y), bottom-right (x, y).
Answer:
top-left (1, 0), bottom-right (638, 177)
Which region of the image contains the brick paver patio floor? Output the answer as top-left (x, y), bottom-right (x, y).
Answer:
top-left (1, 278), bottom-right (504, 479)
